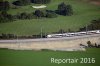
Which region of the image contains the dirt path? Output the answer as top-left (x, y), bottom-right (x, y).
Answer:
top-left (87, 0), bottom-right (100, 5)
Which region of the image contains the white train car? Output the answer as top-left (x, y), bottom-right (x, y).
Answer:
top-left (96, 30), bottom-right (100, 33)
top-left (75, 32), bottom-right (87, 36)
top-left (47, 34), bottom-right (63, 38)
top-left (47, 30), bottom-right (100, 38)
top-left (88, 30), bottom-right (100, 34)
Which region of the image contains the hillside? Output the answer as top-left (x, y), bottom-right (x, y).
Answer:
top-left (0, 0), bottom-right (100, 35)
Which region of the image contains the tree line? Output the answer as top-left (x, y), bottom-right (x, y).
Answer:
top-left (13, 0), bottom-right (51, 6)
top-left (0, 10), bottom-right (57, 23)
top-left (56, 2), bottom-right (73, 16)
top-left (0, 33), bottom-right (46, 39)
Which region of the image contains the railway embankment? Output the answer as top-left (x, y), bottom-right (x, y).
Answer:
top-left (0, 34), bottom-right (100, 51)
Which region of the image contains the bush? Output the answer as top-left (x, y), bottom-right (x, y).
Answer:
top-left (16, 12), bottom-right (35, 19)
top-left (46, 12), bottom-right (57, 18)
top-left (34, 10), bottom-right (46, 18)
top-left (87, 41), bottom-right (94, 48)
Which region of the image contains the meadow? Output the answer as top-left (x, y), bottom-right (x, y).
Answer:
top-left (0, 0), bottom-right (100, 35)
top-left (0, 48), bottom-right (100, 66)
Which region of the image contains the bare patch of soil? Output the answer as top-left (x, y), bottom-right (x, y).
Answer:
top-left (89, 0), bottom-right (100, 5)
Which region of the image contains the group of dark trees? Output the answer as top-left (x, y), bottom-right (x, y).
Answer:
top-left (56, 2), bottom-right (73, 16)
top-left (15, 12), bottom-right (34, 19)
top-left (15, 3), bottom-right (73, 19)
top-left (34, 2), bottom-right (73, 17)
top-left (0, 1), bottom-right (13, 23)
top-left (34, 10), bottom-right (57, 18)
top-left (13, 0), bottom-right (51, 6)
top-left (80, 19), bottom-right (100, 31)
top-left (0, 1), bottom-right (10, 11)
top-left (33, 3), bottom-right (73, 18)
top-left (0, 33), bottom-right (46, 39)
top-left (14, 10), bottom-right (57, 20)
top-left (0, 11), bottom-right (13, 23)
top-left (0, 34), bottom-right (17, 39)
top-left (0, 0), bottom-right (73, 23)
top-left (0, 10), bottom-right (58, 23)
top-left (0, 0), bottom-right (73, 21)
top-left (12, 0), bottom-right (73, 17)
top-left (89, 19), bottom-right (100, 30)
top-left (34, 10), bottom-right (46, 18)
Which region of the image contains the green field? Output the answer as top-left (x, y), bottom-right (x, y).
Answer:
top-left (0, 0), bottom-right (100, 35)
top-left (0, 48), bottom-right (100, 66)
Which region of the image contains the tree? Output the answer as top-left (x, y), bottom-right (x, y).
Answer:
top-left (90, 19), bottom-right (100, 30)
top-left (56, 2), bottom-right (73, 16)
top-left (4, 1), bottom-right (10, 11)
top-left (20, 12), bottom-right (28, 19)
top-left (79, 18), bottom-right (100, 31)
top-left (58, 2), bottom-right (67, 11)
top-left (66, 5), bottom-right (73, 16)
top-left (0, 1), bottom-right (10, 11)
top-left (34, 10), bottom-right (46, 18)
top-left (0, 11), bottom-right (13, 23)
top-left (87, 41), bottom-right (93, 47)
top-left (0, 14), bottom-right (5, 23)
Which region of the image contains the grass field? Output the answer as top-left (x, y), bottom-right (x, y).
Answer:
top-left (0, 0), bottom-right (100, 35)
top-left (0, 48), bottom-right (100, 66)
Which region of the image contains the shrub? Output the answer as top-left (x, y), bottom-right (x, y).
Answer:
top-left (46, 12), bottom-right (57, 18)
top-left (34, 10), bottom-right (46, 18)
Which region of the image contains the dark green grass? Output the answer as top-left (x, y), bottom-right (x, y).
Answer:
top-left (0, 48), bottom-right (100, 66)
top-left (0, 0), bottom-right (100, 35)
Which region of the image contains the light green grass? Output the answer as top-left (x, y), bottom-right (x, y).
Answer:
top-left (0, 0), bottom-right (100, 35)
top-left (0, 48), bottom-right (100, 66)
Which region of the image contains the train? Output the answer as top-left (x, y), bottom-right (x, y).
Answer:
top-left (47, 30), bottom-right (100, 38)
